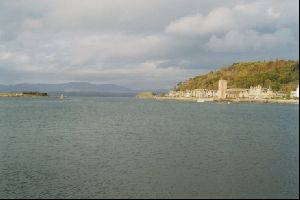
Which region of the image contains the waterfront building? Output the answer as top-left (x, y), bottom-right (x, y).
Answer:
top-left (290, 84), bottom-right (299, 99)
top-left (190, 89), bottom-right (217, 98)
top-left (168, 91), bottom-right (175, 97)
top-left (185, 90), bottom-right (192, 98)
top-left (192, 89), bottom-right (205, 98)
top-left (226, 88), bottom-right (249, 99)
top-left (249, 85), bottom-right (262, 99)
top-left (218, 79), bottom-right (227, 99)
top-left (168, 90), bottom-right (182, 97)
top-left (167, 79), bottom-right (283, 100)
top-left (167, 89), bottom-right (218, 98)
top-left (15, 93), bottom-right (23, 96)
top-left (205, 89), bottom-right (218, 98)
top-left (264, 87), bottom-right (275, 99)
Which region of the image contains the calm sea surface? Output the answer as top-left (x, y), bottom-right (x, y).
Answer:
top-left (0, 97), bottom-right (298, 198)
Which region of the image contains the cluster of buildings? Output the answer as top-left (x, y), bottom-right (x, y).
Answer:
top-left (167, 79), bottom-right (298, 100)
top-left (290, 85), bottom-right (299, 98)
top-left (168, 89), bottom-right (217, 98)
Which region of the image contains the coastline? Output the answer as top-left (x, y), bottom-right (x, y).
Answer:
top-left (151, 96), bottom-right (299, 104)
top-left (0, 92), bottom-right (48, 98)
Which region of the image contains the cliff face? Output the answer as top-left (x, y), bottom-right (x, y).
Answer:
top-left (176, 60), bottom-right (299, 94)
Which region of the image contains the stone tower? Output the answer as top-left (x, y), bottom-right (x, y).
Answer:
top-left (218, 79), bottom-right (227, 99)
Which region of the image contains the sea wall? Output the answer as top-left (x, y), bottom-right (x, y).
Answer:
top-left (153, 96), bottom-right (299, 104)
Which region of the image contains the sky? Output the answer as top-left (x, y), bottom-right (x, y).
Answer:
top-left (0, 0), bottom-right (299, 90)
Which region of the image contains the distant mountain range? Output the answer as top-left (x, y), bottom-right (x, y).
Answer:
top-left (0, 82), bottom-right (134, 93)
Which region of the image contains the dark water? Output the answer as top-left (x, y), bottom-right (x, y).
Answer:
top-left (0, 97), bottom-right (298, 198)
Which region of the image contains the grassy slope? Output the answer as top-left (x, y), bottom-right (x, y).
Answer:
top-left (176, 60), bottom-right (299, 94)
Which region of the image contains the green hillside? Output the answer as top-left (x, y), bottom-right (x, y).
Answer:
top-left (136, 92), bottom-right (156, 99)
top-left (176, 60), bottom-right (299, 94)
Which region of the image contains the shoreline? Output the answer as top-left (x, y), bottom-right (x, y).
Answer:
top-left (152, 97), bottom-right (299, 104)
top-left (0, 92), bottom-right (48, 98)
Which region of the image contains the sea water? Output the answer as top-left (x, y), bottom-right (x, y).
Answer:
top-left (0, 97), bottom-right (298, 198)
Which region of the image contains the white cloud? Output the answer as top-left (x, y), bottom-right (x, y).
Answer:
top-left (165, 1), bottom-right (296, 36)
top-left (0, 51), bottom-right (31, 65)
top-left (166, 8), bottom-right (235, 35)
top-left (0, 31), bottom-right (173, 75)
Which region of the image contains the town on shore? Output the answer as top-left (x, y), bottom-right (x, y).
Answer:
top-left (138, 79), bottom-right (299, 104)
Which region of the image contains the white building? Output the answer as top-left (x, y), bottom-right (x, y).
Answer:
top-left (217, 79), bottom-right (227, 99)
top-left (290, 84), bottom-right (299, 98)
top-left (185, 90), bottom-right (192, 98)
top-left (249, 85), bottom-right (262, 99)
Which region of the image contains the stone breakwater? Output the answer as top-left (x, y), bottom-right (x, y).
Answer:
top-left (0, 92), bottom-right (48, 97)
top-left (150, 96), bottom-right (299, 104)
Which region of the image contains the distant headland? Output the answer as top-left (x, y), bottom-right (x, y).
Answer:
top-left (0, 82), bottom-right (137, 97)
top-left (0, 82), bottom-right (133, 93)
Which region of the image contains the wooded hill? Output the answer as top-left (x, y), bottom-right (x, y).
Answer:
top-left (176, 60), bottom-right (299, 94)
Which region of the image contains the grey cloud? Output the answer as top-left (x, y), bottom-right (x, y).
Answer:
top-left (205, 28), bottom-right (297, 53)
top-left (0, 0), bottom-right (299, 89)
top-left (166, 1), bottom-right (299, 36)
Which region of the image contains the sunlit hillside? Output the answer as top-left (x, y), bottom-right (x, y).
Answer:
top-left (176, 60), bottom-right (299, 94)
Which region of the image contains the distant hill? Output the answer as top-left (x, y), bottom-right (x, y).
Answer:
top-left (0, 82), bottom-right (134, 93)
top-left (176, 60), bottom-right (299, 94)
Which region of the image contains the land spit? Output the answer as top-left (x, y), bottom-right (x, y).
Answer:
top-left (0, 92), bottom-right (48, 97)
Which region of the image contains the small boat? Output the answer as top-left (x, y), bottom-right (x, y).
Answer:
top-left (60, 94), bottom-right (64, 100)
top-left (227, 102), bottom-right (231, 104)
top-left (197, 99), bottom-right (205, 103)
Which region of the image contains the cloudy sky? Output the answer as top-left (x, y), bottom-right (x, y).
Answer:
top-left (0, 0), bottom-right (299, 89)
